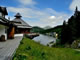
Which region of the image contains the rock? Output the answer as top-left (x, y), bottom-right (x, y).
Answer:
top-left (0, 35), bottom-right (6, 41)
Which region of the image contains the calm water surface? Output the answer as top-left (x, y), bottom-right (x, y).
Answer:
top-left (33, 34), bottom-right (56, 46)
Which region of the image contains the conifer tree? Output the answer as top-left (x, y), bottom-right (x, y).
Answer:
top-left (61, 21), bottom-right (69, 44)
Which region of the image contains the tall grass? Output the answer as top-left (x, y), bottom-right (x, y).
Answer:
top-left (13, 37), bottom-right (80, 60)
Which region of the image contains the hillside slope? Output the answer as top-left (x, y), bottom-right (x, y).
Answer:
top-left (13, 38), bottom-right (80, 60)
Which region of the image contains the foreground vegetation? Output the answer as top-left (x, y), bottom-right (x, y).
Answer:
top-left (13, 37), bottom-right (80, 60)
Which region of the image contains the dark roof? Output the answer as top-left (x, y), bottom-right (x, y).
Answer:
top-left (0, 16), bottom-right (20, 27)
top-left (13, 13), bottom-right (32, 28)
top-left (0, 16), bottom-right (11, 26)
top-left (0, 6), bottom-right (8, 15)
top-left (14, 13), bottom-right (22, 18)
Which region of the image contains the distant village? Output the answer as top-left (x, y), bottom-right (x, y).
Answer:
top-left (0, 6), bottom-right (32, 41)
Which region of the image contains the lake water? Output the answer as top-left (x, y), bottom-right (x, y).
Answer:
top-left (33, 34), bottom-right (56, 46)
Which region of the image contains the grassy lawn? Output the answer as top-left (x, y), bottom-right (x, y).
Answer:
top-left (13, 37), bottom-right (80, 60)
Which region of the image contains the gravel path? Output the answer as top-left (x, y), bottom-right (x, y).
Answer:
top-left (0, 34), bottom-right (23, 60)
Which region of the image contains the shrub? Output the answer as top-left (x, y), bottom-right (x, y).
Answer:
top-left (71, 39), bottom-right (80, 48)
top-left (20, 41), bottom-right (24, 44)
top-left (26, 46), bottom-right (31, 50)
top-left (13, 54), bottom-right (27, 60)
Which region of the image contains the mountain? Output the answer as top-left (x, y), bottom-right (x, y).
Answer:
top-left (42, 25), bottom-right (62, 33)
top-left (43, 26), bottom-right (52, 30)
top-left (30, 26), bottom-right (44, 33)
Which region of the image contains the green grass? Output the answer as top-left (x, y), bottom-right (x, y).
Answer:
top-left (13, 37), bottom-right (80, 60)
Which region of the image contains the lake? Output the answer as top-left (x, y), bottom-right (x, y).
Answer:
top-left (33, 34), bottom-right (56, 46)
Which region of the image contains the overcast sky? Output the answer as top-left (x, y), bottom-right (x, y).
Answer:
top-left (0, 0), bottom-right (80, 27)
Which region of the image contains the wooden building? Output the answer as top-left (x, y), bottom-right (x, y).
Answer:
top-left (13, 13), bottom-right (32, 34)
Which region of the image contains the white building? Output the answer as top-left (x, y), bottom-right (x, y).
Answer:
top-left (0, 6), bottom-right (8, 41)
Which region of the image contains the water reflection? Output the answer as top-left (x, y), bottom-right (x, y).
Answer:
top-left (33, 34), bottom-right (56, 46)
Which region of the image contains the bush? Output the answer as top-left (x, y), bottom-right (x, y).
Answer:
top-left (26, 46), bottom-right (31, 50)
top-left (51, 39), bottom-right (61, 47)
top-left (13, 54), bottom-right (27, 60)
top-left (20, 41), bottom-right (24, 44)
top-left (71, 39), bottom-right (80, 48)
top-left (65, 44), bottom-right (71, 48)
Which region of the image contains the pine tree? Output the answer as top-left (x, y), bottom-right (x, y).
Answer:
top-left (67, 6), bottom-right (79, 44)
top-left (61, 21), bottom-right (69, 44)
top-left (68, 16), bottom-right (77, 44)
top-left (60, 7), bottom-right (80, 44)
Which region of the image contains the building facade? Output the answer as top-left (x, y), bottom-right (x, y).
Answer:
top-left (13, 13), bottom-right (32, 34)
top-left (0, 6), bottom-right (8, 40)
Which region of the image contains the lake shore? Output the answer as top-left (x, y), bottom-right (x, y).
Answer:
top-left (33, 34), bottom-right (56, 46)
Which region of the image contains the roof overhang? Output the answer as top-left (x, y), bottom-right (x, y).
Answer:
top-left (17, 26), bottom-right (32, 28)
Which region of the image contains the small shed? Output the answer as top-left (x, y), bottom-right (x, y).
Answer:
top-left (13, 13), bottom-right (32, 34)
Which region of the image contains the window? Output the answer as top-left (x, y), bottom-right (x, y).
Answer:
top-left (0, 12), bottom-right (5, 18)
top-left (0, 12), bottom-right (2, 16)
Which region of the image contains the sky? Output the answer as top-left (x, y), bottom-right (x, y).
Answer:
top-left (0, 0), bottom-right (80, 27)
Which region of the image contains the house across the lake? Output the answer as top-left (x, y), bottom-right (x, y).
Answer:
top-left (12, 13), bottom-right (32, 34)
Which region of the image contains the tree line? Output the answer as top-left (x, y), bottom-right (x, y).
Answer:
top-left (60, 7), bottom-right (80, 45)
